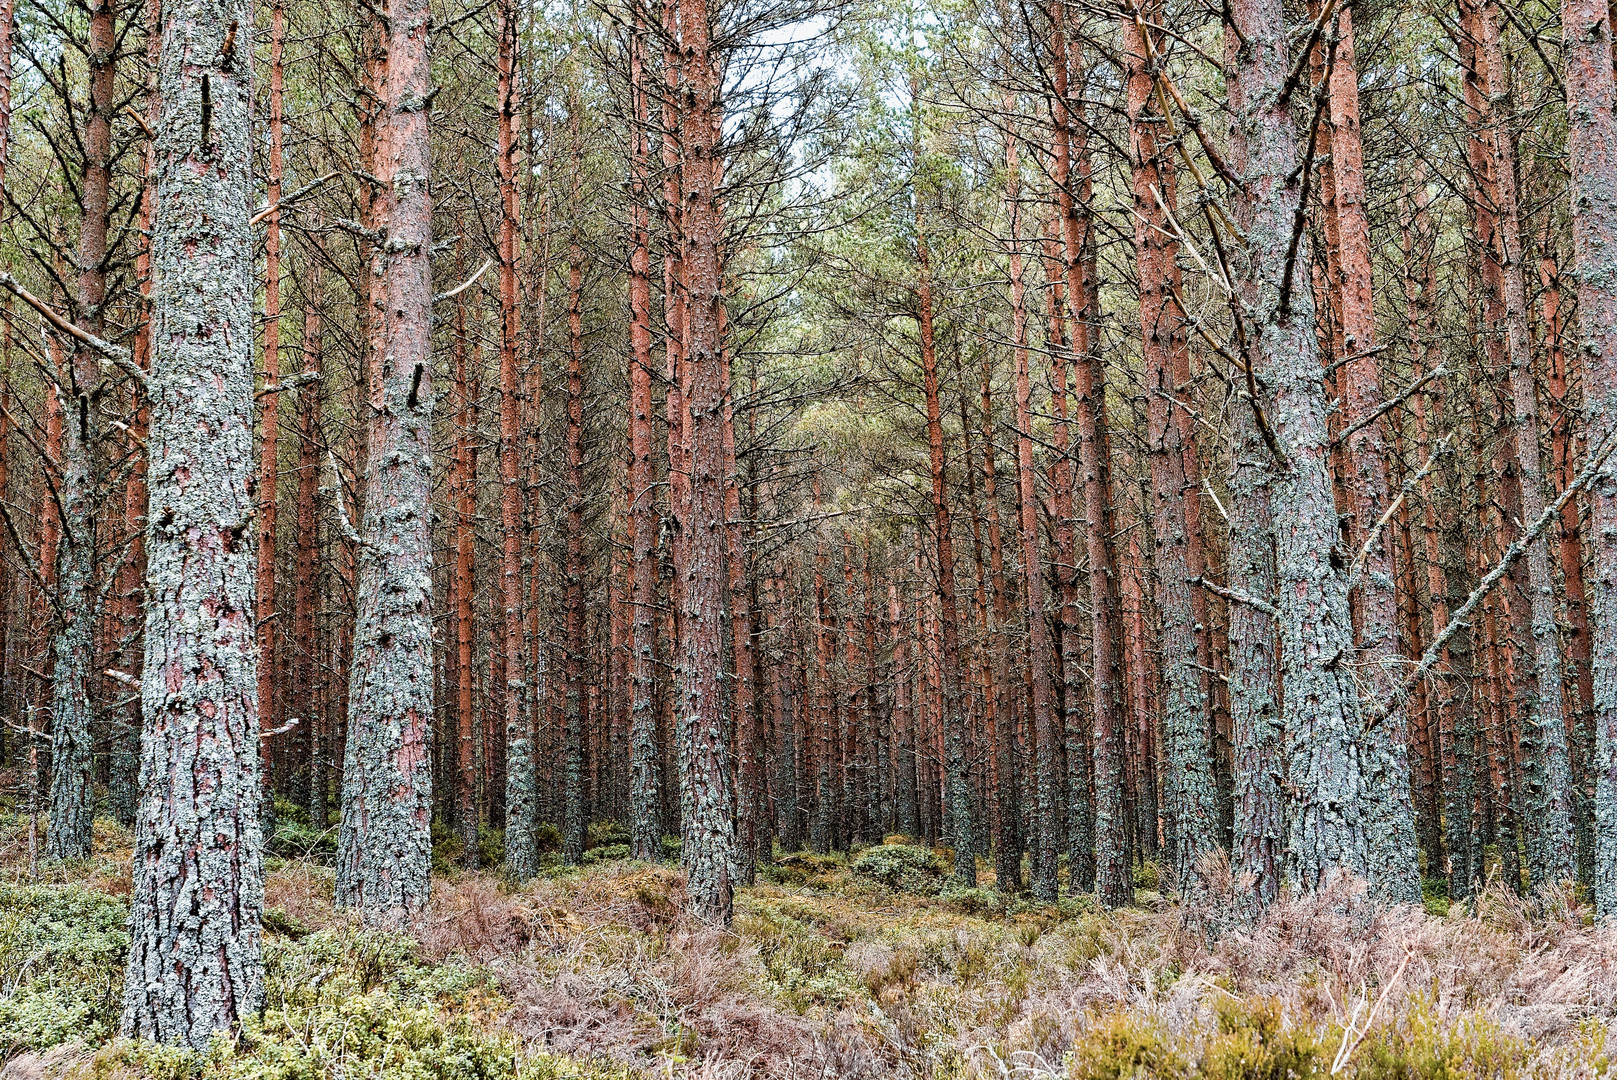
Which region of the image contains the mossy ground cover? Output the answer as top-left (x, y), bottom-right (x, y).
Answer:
top-left (0, 813), bottom-right (1613, 1078)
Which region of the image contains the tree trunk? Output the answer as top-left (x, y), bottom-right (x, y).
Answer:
top-left (1320, 6), bottom-right (1420, 902)
top-left (336, 0), bottom-right (435, 922)
top-left (1469, 0), bottom-right (1576, 887)
top-left (627, 12), bottom-right (661, 863)
top-left (255, 0), bottom-right (286, 835)
top-left (297, 258), bottom-right (325, 825)
top-left (676, 0), bottom-right (737, 922)
top-left (46, 0), bottom-right (116, 862)
top-left (915, 168), bottom-right (974, 885)
top-left (121, 0), bottom-right (264, 1036)
top-left (496, 0), bottom-right (537, 881)
top-left (1561, 0), bottom-right (1617, 915)
top-left (1123, 5), bottom-right (1218, 896)
top-left (563, 225), bottom-right (587, 866)
top-left (1227, 0), bottom-right (1369, 891)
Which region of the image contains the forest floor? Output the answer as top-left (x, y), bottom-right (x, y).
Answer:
top-left (0, 809), bottom-right (1614, 1079)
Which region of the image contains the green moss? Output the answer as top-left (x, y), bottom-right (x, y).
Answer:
top-left (581, 844), bottom-right (630, 865)
top-left (0, 882), bottom-right (129, 1055)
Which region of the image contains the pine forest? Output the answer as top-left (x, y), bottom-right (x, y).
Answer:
top-left (0, 0), bottom-right (1616, 1071)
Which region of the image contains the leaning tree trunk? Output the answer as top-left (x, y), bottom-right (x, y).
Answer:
top-left (1227, 0), bottom-right (1369, 891)
top-left (1561, 0), bottom-right (1617, 916)
top-left (336, 0), bottom-right (435, 923)
top-left (121, 0), bottom-right (264, 1042)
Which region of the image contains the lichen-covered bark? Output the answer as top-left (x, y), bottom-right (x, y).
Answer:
top-left (1561, 0), bottom-right (1617, 916)
top-left (336, 0), bottom-right (434, 923)
top-left (626, 13), bottom-right (660, 864)
top-left (1227, 0), bottom-right (1369, 892)
top-left (1123, 4), bottom-right (1217, 897)
top-left (46, 0), bottom-right (116, 862)
top-left (496, 0), bottom-right (536, 881)
top-left (1470, 0), bottom-right (1576, 888)
top-left (121, 0), bottom-right (264, 1041)
top-left (1320, 7), bottom-right (1420, 903)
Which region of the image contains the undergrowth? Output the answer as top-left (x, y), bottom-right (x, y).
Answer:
top-left (0, 812), bottom-right (1614, 1079)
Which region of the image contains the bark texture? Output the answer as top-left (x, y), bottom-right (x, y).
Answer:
top-left (336, 0), bottom-right (435, 923)
top-left (122, 0), bottom-right (264, 1041)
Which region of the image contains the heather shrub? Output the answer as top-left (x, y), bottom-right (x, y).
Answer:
top-left (1068, 1011), bottom-right (1189, 1080)
top-left (1200, 996), bottom-right (1327, 1080)
top-left (850, 842), bottom-right (946, 895)
top-left (1354, 1002), bottom-right (1529, 1080)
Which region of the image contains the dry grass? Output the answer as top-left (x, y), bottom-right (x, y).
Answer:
top-left (2, 822), bottom-right (1615, 1079)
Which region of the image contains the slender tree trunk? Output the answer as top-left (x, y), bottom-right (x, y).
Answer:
top-left (297, 259), bottom-right (324, 825)
top-left (122, 0), bottom-right (263, 1036)
top-left (255, 0), bottom-right (286, 834)
top-left (1562, 0), bottom-right (1617, 916)
top-left (563, 224), bottom-right (587, 866)
top-left (627, 12), bottom-right (661, 862)
top-left (676, 0), bottom-right (737, 922)
top-left (336, 0), bottom-right (435, 921)
top-left (1468, 0), bottom-right (1576, 887)
top-left (497, 0), bottom-right (536, 880)
top-left (46, 0), bottom-right (116, 862)
top-left (914, 152), bottom-right (974, 884)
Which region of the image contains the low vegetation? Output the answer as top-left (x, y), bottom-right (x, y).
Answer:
top-left (1, 813), bottom-right (1614, 1079)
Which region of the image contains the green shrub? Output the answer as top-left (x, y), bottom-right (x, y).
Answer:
top-left (585, 822), bottom-right (630, 849)
top-left (1354, 1001), bottom-right (1528, 1080)
top-left (1201, 996), bottom-right (1326, 1080)
top-left (937, 883), bottom-right (1002, 914)
top-left (581, 843), bottom-right (630, 865)
top-left (850, 842), bottom-right (946, 894)
top-left (1068, 1011), bottom-right (1188, 1080)
top-left (1421, 877), bottom-right (1451, 917)
top-left (535, 822), bottom-right (563, 854)
top-left (268, 814), bottom-right (338, 859)
top-left (0, 882), bottom-right (129, 1055)
top-left (1131, 861), bottom-right (1161, 891)
top-left (659, 835), bottom-right (682, 861)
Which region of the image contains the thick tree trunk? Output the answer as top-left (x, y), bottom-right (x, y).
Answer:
top-left (1561, 0), bottom-right (1617, 915)
top-left (336, 0), bottom-right (435, 922)
top-left (121, 0), bottom-right (264, 1038)
top-left (1227, 0), bottom-right (1369, 891)
top-left (1123, 5), bottom-right (1217, 896)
